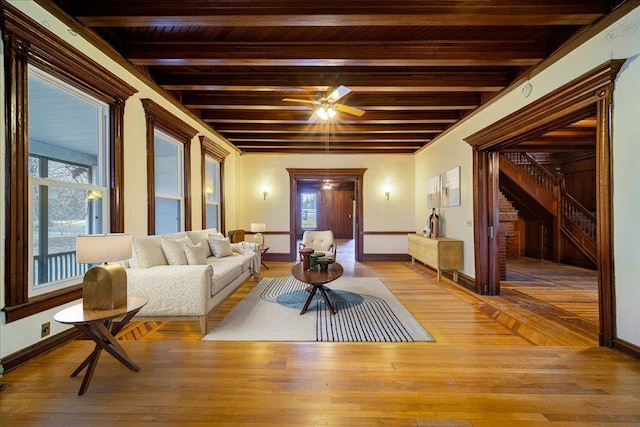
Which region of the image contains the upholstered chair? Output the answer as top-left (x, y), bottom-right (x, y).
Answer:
top-left (299, 230), bottom-right (337, 260)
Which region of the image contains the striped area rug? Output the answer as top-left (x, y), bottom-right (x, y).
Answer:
top-left (203, 276), bottom-right (433, 342)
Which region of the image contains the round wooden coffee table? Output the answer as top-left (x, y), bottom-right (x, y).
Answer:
top-left (291, 261), bottom-right (343, 315)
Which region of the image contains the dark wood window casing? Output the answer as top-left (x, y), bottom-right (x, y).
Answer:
top-left (199, 136), bottom-right (229, 233)
top-left (465, 60), bottom-right (624, 348)
top-left (141, 98), bottom-right (198, 235)
top-left (1, 4), bottom-right (137, 322)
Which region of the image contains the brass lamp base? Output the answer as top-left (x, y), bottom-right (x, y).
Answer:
top-left (82, 263), bottom-right (127, 310)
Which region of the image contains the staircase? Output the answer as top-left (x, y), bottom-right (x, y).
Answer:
top-left (498, 192), bottom-right (519, 280)
top-left (500, 152), bottom-right (597, 265)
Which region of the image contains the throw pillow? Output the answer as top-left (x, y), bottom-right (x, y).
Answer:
top-left (185, 242), bottom-right (208, 265)
top-left (161, 235), bottom-right (191, 265)
top-left (132, 235), bottom-right (167, 268)
top-left (209, 235), bottom-right (233, 258)
top-left (187, 229), bottom-right (214, 258)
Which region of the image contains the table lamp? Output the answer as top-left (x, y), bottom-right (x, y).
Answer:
top-left (76, 233), bottom-right (132, 310)
top-left (250, 223), bottom-right (266, 245)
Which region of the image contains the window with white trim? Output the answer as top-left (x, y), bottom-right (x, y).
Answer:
top-left (204, 156), bottom-right (221, 230)
top-left (154, 129), bottom-right (185, 234)
top-left (27, 66), bottom-right (110, 296)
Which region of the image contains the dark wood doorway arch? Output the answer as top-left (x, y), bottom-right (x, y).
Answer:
top-left (464, 60), bottom-right (624, 347)
top-left (287, 168), bottom-right (366, 261)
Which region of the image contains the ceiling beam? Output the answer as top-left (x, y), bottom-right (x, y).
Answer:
top-left (160, 72), bottom-right (508, 92)
top-left (201, 110), bottom-right (460, 122)
top-left (127, 41), bottom-right (545, 67)
top-left (213, 123), bottom-right (448, 134)
top-left (183, 93), bottom-right (481, 110)
top-left (224, 133), bottom-right (434, 143)
top-left (72, 0), bottom-right (607, 27)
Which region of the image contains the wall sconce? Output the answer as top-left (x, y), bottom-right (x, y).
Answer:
top-left (263, 190), bottom-right (269, 200)
top-left (385, 191), bottom-right (390, 201)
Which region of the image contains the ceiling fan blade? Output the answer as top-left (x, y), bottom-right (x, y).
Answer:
top-left (307, 112), bottom-right (319, 123)
top-left (327, 85), bottom-right (351, 102)
top-left (282, 98), bottom-right (318, 105)
top-left (335, 103), bottom-right (365, 117)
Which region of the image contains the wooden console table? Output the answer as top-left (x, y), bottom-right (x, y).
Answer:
top-left (408, 234), bottom-right (463, 281)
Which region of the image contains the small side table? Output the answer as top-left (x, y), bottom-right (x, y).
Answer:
top-left (54, 295), bottom-right (148, 395)
top-left (260, 245), bottom-right (270, 270)
top-left (291, 262), bottom-right (344, 315)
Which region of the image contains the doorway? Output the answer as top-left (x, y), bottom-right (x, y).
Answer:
top-left (287, 168), bottom-right (366, 262)
top-left (464, 60), bottom-right (623, 347)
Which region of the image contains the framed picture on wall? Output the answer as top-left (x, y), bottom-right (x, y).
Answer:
top-left (441, 166), bottom-right (461, 207)
top-left (427, 174), bottom-right (441, 208)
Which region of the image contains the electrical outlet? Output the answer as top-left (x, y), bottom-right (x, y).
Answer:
top-left (41, 322), bottom-right (50, 338)
top-left (466, 220), bottom-right (472, 227)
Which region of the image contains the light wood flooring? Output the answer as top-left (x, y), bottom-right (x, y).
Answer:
top-left (2, 254), bottom-right (639, 426)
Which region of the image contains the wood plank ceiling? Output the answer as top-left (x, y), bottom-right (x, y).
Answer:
top-left (45, 0), bottom-right (621, 154)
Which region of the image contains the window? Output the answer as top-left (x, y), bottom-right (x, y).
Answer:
top-left (141, 99), bottom-right (197, 235)
top-left (301, 192), bottom-right (318, 229)
top-left (28, 67), bottom-right (110, 295)
top-left (2, 5), bottom-right (136, 322)
top-left (199, 136), bottom-right (229, 231)
top-left (154, 130), bottom-right (185, 234)
top-left (204, 157), bottom-right (221, 230)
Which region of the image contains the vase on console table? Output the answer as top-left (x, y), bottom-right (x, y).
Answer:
top-left (429, 208), bottom-right (439, 238)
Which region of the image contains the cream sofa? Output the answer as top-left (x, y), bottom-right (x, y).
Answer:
top-left (123, 229), bottom-right (260, 334)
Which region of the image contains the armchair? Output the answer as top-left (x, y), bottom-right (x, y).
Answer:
top-left (299, 230), bottom-right (337, 260)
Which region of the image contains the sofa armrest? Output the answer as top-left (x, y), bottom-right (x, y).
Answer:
top-left (126, 265), bottom-right (213, 317)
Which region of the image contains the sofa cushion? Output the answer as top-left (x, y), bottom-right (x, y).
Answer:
top-left (208, 255), bottom-right (244, 296)
top-left (132, 235), bottom-right (167, 268)
top-left (161, 235), bottom-right (191, 265)
top-left (209, 234), bottom-right (233, 258)
top-left (185, 242), bottom-right (208, 265)
top-left (187, 229), bottom-right (216, 258)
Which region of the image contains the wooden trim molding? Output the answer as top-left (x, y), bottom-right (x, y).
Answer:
top-left (199, 136), bottom-right (229, 231)
top-left (465, 60), bottom-right (625, 151)
top-left (141, 99), bottom-right (198, 234)
top-left (1, 327), bottom-right (82, 373)
top-left (362, 231), bottom-right (416, 235)
top-left (287, 168), bottom-right (366, 261)
top-left (464, 60), bottom-right (624, 347)
top-left (1, 3), bottom-right (136, 322)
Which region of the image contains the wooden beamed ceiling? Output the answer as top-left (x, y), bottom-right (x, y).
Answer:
top-left (46, 0), bottom-right (620, 154)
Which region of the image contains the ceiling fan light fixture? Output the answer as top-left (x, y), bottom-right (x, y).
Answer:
top-left (316, 105), bottom-right (336, 121)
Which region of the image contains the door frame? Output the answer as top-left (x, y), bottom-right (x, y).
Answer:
top-left (287, 168), bottom-right (366, 261)
top-left (464, 60), bottom-right (623, 347)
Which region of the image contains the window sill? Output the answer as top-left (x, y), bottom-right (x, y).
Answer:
top-left (3, 285), bottom-right (83, 322)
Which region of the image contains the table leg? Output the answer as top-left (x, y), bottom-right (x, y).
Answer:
top-left (75, 347), bottom-right (101, 396)
top-left (300, 285), bottom-right (319, 315)
top-left (318, 286), bottom-right (337, 315)
top-left (70, 309), bottom-right (143, 395)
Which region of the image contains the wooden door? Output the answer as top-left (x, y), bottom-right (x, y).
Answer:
top-left (320, 189), bottom-right (354, 239)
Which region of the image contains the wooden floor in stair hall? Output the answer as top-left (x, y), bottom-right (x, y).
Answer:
top-left (2, 258), bottom-right (639, 426)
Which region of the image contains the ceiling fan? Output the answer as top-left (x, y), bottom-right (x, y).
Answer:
top-left (283, 85), bottom-right (365, 122)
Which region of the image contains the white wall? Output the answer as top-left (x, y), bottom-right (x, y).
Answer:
top-left (416, 7), bottom-right (640, 347)
top-left (0, 1), bottom-right (242, 358)
top-left (238, 154), bottom-right (415, 255)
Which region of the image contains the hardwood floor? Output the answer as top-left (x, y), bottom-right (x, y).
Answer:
top-left (2, 258), bottom-right (639, 425)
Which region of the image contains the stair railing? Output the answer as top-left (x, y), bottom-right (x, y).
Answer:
top-left (502, 152), bottom-right (557, 196)
top-left (560, 189), bottom-right (596, 241)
